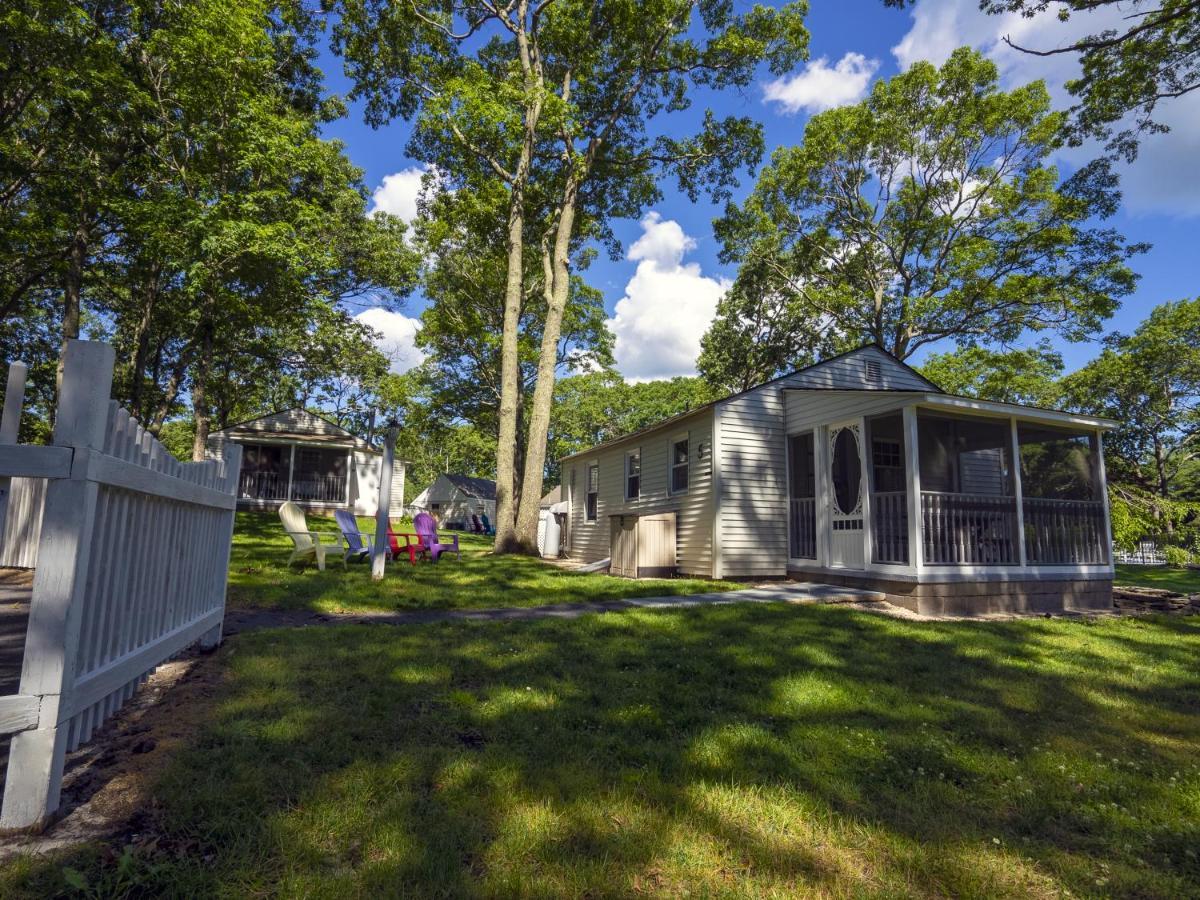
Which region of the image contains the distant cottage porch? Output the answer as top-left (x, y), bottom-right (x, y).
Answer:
top-left (784, 393), bottom-right (1114, 614)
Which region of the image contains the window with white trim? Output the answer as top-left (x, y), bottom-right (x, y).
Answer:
top-left (625, 448), bottom-right (641, 500)
top-left (585, 462), bottom-right (599, 521)
top-left (669, 435), bottom-right (689, 495)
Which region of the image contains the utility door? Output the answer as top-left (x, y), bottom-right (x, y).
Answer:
top-left (610, 516), bottom-right (638, 577)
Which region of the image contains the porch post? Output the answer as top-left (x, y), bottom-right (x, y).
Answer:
top-left (902, 406), bottom-right (923, 572)
top-left (859, 416), bottom-right (873, 568)
top-left (1008, 417), bottom-right (1028, 567)
top-left (285, 443), bottom-right (295, 501)
top-left (814, 424), bottom-right (830, 566)
top-left (1095, 430), bottom-right (1115, 568)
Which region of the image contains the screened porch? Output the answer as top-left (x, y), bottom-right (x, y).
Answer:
top-left (787, 404), bottom-right (1112, 572)
top-left (237, 441), bottom-right (350, 505)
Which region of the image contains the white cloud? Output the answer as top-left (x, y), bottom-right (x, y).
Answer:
top-left (764, 52), bottom-right (879, 114)
top-left (369, 167), bottom-right (427, 223)
top-left (354, 307), bottom-right (425, 374)
top-left (606, 213), bottom-right (730, 381)
top-left (892, 0), bottom-right (1200, 216)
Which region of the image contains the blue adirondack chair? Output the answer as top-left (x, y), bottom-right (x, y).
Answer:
top-left (479, 513), bottom-right (496, 536)
top-left (334, 509), bottom-right (377, 563)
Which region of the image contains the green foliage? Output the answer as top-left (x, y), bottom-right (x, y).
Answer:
top-left (1063, 298), bottom-right (1200, 498)
top-left (1164, 545), bottom-right (1194, 567)
top-left (918, 340), bottom-right (1064, 406)
top-left (699, 48), bottom-right (1142, 392)
top-left (0, 0), bottom-right (417, 449)
top-left (546, 371), bottom-right (722, 482)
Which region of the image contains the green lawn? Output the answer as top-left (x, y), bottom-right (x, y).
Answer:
top-left (228, 511), bottom-right (738, 613)
top-left (1115, 563), bottom-right (1200, 595)
top-left (4, 606), bottom-right (1197, 897)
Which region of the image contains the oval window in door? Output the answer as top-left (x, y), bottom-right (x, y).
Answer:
top-left (831, 427), bottom-right (862, 515)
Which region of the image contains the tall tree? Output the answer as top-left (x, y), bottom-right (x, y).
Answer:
top-left (884, 0), bottom-right (1200, 161)
top-left (699, 48), bottom-right (1143, 393)
top-left (918, 339), bottom-right (1065, 407)
top-left (332, 0), bottom-right (809, 551)
top-left (1062, 298), bottom-right (1200, 499)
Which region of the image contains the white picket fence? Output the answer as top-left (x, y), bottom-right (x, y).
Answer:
top-left (0, 341), bottom-right (241, 829)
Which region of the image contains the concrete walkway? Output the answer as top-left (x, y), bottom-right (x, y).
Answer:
top-left (224, 582), bottom-right (886, 634)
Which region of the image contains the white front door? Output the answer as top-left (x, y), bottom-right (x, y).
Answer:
top-left (828, 421), bottom-right (866, 568)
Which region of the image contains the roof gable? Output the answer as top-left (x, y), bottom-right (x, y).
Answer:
top-left (773, 345), bottom-right (940, 392)
top-left (443, 474), bottom-right (497, 500)
top-left (213, 408), bottom-right (375, 449)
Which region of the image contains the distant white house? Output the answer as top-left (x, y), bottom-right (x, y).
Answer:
top-left (407, 473), bottom-right (496, 526)
top-left (206, 408), bottom-right (405, 516)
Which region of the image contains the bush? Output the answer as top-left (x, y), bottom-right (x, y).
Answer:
top-left (1163, 546), bottom-right (1193, 567)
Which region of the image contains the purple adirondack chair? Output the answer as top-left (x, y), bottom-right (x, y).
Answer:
top-left (413, 512), bottom-right (461, 562)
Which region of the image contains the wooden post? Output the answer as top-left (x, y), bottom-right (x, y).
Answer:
top-left (1009, 417), bottom-right (1028, 568)
top-left (1, 341), bottom-right (114, 829)
top-left (902, 406), bottom-right (923, 573)
top-left (371, 423), bottom-right (399, 581)
top-left (0, 361), bottom-right (28, 549)
top-left (1095, 430), bottom-right (1114, 570)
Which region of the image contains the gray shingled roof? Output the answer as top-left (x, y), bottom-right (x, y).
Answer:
top-left (444, 474), bottom-right (497, 500)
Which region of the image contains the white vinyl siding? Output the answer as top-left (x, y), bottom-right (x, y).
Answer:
top-left (716, 352), bottom-right (924, 578)
top-left (565, 410), bottom-right (714, 576)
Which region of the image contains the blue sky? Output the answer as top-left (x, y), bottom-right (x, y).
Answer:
top-left (315, 0), bottom-right (1198, 381)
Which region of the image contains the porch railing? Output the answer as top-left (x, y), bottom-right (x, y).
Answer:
top-left (1023, 497), bottom-right (1108, 565)
top-left (238, 471), bottom-right (347, 504)
top-left (921, 491), bottom-right (1019, 565)
top-left (239, 470), bottom-right (288, 501)
top-left (871, 491), bottom-right (908, 564)
top-left (789, 497), bottom-right (816, 559)
top-left (291, 474), bottom-right (348, 503)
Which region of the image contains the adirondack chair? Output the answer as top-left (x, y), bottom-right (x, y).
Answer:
top-left (333, 509), bottom-right (377, 564)
top-left (479, 513), bottom-right (496, 536)
top-left (413, 511), bottom-right (460, 562)
top-left (387, 527), bottom-right (423, 565)
top-left (279, 501), bottom-right (344, 570)
top-left (470, 514), bottom-right (484, 534)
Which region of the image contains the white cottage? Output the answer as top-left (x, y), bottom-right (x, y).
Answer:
top-left (206, 408), bottom-right (405, 516)
top-left (406, 474), bottom-right (497, 527)
top-left (560, 345), bottom-right (1116, 615)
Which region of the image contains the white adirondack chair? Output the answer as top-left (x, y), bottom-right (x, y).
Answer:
top-left (279, 501), bottom-right (344, 570)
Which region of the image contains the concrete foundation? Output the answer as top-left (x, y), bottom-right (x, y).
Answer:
top-left (787, 569), bottom-right (1113, 616)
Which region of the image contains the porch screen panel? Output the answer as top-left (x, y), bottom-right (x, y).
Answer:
top-left (917, 413), bottom-right (1019, 565)
top-left (787, 432), bottom-right (816, 559)
top-left (291, 447), bottom-right (348, 503)
top-left (1018, 425), bottom-right (1108, 564)
top-left (239, 443), bottom-right (290, 500)
top-left (867, 414), bottom-right (908, 564)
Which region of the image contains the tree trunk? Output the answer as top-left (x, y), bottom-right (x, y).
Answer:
top-left (514, 193), bottom-right (578, 548)
top-left (56, 209), bottom-right (91, 391)
top-left (492, 5), bottom-right (544, 553)
top-left (492, 190), bottom-right (527, 551)
top-left (128, 262), bottom-right (160, 420)
top-left (190, 320), bottom-right (214, 461)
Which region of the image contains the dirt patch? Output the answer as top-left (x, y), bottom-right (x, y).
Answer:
top-left (1113, 586), bottom-right (1200, 615)
top-left (0, 647), bottom-right (226, 860)
top-left (0, 570), bottom-right (33, 589)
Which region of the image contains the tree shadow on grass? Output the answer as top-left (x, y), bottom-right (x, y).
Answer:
top-left (4, 606), bottom-right (1199, 897)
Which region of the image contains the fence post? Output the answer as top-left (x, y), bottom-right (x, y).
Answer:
top-left (0, 361), bottom-right (28, 548)
top-left (1, 341), bottom-right (114, 829)
top-left (200, 443), bottom-right (241, 650)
